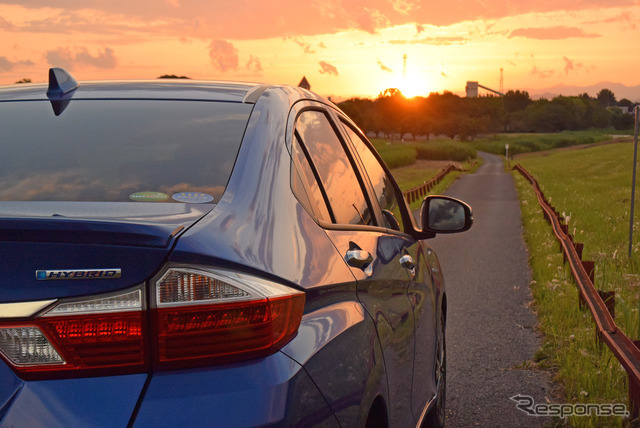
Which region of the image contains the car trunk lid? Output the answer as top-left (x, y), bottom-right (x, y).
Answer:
top-left (0, 202), bottom-right (213, 302)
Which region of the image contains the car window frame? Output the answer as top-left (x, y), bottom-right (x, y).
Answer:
top-left (333, 113), bottom-right (419, 237)
top-left (286, 101), bottom-right (387, 233)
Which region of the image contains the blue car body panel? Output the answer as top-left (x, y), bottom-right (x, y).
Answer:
top-left (0, 369), bottom-right (147, 427)
top-left (134, 352), bottom-right (339, 428)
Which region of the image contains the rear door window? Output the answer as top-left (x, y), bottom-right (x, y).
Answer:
top-left (341, 124), bottom-right (405, 232)
top-left (293, 110), bottom-right (373, 226)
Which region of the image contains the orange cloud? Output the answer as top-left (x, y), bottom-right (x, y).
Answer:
top-left (209, 39), bottom-right (238, 72)
top-left (1, 0), bottom-right (634, 39)
top-left (377, 60), bottom-right (392, 72)
top-left (509, 26), bottom-right (600, 40)
top-left (46, 47), bottom-right (117, 70)
top-left (0, 56), bottom-right (34, 71)
top-left (318, 61), bottom-right (338, 76)
top-left (389, 36), bottom-right (468, 46)
top-left (246, 55), bottom-right (262, 73)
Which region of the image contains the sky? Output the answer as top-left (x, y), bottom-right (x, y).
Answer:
top-left (0, 0), bottom-right (639, 100)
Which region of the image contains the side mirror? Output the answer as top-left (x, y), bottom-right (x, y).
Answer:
top-left (420, 195), bottom-right (473, 234)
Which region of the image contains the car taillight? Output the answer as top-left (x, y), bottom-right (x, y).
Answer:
top-left (0, 268), bottom-right (305, 379)
top-left (153, 268), bottom-right (305, 369)
top-left (0, 288), bottom-right (146, 379)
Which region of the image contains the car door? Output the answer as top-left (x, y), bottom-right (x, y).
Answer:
top-left (337, 119), bottom-right (439, 424)
top-left (290, 106), bottom-right (416, 426)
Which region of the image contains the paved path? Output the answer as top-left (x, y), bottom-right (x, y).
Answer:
top-left (429, 152), bottom-right (554, 427)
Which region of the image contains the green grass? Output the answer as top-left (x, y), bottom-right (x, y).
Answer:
top-left (513, 141), bottom-right (639, 426)
top-left (391, 160), bottom-right (480, 210)
top-left (412, 140), bottom-right (477, 162)
top-left (371, 138), bottom-right (478, 169)
top-left (371, 140), bottom-right (417, 169)
top-left (475, 130), bottom-right (619, 156)
top-left (391, 165), bottom-right (442, 191)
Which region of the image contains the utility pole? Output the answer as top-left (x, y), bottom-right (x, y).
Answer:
top-left (630, 106), bottom-right (639, 258)
top-left (403, 54), bottom-right (407, 79)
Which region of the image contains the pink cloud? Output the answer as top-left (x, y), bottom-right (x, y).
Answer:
top-left (246, 55), bottom-right (262, 73)
top-left (318, 61), bottom-right (339, 76)
top-left (354, 7), bottom-right (389, 34)
top-left (287, 37), bottom-right (316, 54)
top-left (46, 47), bottom-right (117, 70)
top-left (531, 65), bottom-right (554, 79)
top-left (584, 11), bottom-right (637, 30)
top-left (209, 39), bottom-right (238, 72)
top-left (0, 56), bottom-right (35, 71)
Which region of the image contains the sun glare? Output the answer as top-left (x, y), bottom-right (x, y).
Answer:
top-left (395, 74), bottom-right (430, 98)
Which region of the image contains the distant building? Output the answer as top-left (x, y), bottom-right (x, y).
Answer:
top-left (298, 76), bottom-right (310, 90)
top-left (466, 81), bottom-right (479, 98)
top-left (608, 105), bottom-right (633, 114)
top-left (465, 81), bottom-right (504, 97)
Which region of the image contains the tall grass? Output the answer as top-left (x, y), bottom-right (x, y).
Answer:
top-left (371, 140), bottom-right (417, 169)
top-left (371, 138), bottom-right (478, 168)
top-left (514, 141), bottom-right (639, 426)
top-left (412, 140), bottom-right (477, 162)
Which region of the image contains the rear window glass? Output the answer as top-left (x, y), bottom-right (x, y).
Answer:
top-left (0, 99), bottom-right (252, 203)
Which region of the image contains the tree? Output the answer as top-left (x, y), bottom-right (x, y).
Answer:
top-left (618, 98), bottom-right (635, 110)
top-left (157, 74), bottom-right (190, 79)
top-left (14, 78), bottom-right (31, 84)
top-left (503, 90), bottom-right (532, 112)
top-left (374, 89), bottom-right (408, 139)
top-left (596, 88), bottom-right (616, 107)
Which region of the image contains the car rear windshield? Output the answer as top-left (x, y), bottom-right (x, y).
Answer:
top-left (0, 99), bottom-right (252, 204)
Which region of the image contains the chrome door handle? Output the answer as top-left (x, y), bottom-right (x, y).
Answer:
top-left (399, 254), bottom-right (416, 279)
top-left (346, 249), bottom-right (373, 269)
top-left (345, 242), bottom-right (374, 278)
top-left (399, 254), bottom-right (415, 269)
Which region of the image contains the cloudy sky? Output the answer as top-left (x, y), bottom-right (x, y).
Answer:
top-left (0, 0), bottom-right (638, 99)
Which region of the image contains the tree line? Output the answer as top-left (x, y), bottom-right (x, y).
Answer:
top-left (338, 88), bottom-right (636, 140)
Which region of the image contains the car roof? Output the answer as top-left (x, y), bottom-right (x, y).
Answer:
top-left (0, 76), bottom-right (328, 106)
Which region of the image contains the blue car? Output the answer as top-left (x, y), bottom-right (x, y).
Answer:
top-left (0, 68), bottom-right (472, 427)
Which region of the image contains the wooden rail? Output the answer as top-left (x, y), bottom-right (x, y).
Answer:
top-left (514, 164), bottom-right (640, 418)
top-left (402, 164), bottom-right (460, 204)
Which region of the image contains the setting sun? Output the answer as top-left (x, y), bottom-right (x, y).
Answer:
top-left (395, 73), bottom-right (432, 98)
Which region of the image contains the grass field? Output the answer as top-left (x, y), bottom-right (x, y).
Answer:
top-left (474, 129), bottom-right (625, 156)
top-left (371, 138), bottom-right (478, 169)
top-left (514, 141), bottom-right (639, 426)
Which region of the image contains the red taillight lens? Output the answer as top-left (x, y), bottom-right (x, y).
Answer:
top-left (0, 269), bottom-right (305, 378)
top-left (153, 268), bottom-right (305, 368)
top-left (40, 312), bottom-right (145, 368)
top-left (0, 288), bottom-right (146, 379)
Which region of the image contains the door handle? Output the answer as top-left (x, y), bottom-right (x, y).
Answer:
top-left (345, 242), bottom-right (374, 277)
top-left (399, 254), bottom-right (415, 269)
top-left (346, 248), bottom-right (373, 269)
top-left (399, 254), bottom-right (416, 279)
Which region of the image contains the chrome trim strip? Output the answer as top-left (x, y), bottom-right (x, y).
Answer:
top-left (0, 300), bottom-right (57, 319)
top-left (415, 394), bottom-right (436, 428)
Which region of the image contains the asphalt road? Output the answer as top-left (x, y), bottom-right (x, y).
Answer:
top-left (429, 152), bottom-right (554, 427)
